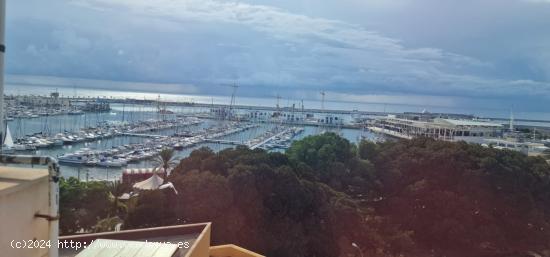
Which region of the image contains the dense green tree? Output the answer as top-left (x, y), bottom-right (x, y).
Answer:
top-left (358, 140), bottom-right (380, 161)
top-left (373, 138), bottom-right (550, 256)
top-left (125, 190), bottom-right (173, 229)
top-left (287, 132), bottom-right (355, 175)
top-left (60, 134), bottom-right (550, 257)
top-left (59, 178), bottom-right (112, 234)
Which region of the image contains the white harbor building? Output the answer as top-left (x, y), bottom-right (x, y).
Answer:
top-left (368, 114), bottom-right (503, 141)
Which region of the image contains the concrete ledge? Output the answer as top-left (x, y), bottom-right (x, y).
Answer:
top-left (0, 166), bottom-right (48, 196)
top-left (60, 223), bottom-right (209, 242)
top-left (210, 244), bottom-right (265, 257)
top-left (60, 223), bottom-right (211, 257)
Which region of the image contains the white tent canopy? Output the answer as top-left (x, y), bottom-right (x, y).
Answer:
top-left (133, 173), bottom-right (164, 190)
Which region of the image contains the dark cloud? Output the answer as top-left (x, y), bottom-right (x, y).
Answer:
top-left (5, 0), bottom-right (550, 112)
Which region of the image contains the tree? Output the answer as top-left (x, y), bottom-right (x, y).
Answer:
top-left (59, 134), bottom-right (550, 257)
top-left (106, 180), bottom-right (128, 218)
top-left (358, 140), bottom-right (380, 161)
top-left (59, 178), bottom-right (111, 235)
top-left (125, 190), bottom-right (171, 229)
top-left (155, 148), bottom-right (178, 180)
top-left (287, 132), bottom-right (355, 181)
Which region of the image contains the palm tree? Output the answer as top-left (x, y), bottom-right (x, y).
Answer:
top-left (106, 180), bottom-right (127, 217)
top-left (154, 148), bottom-right (178, 180)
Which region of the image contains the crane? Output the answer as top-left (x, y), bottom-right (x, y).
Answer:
top-left (220, 82), bottom-right (239, 110)
top-left (219, 82), bottom-right (239, 120)
top-left (276, 94), bottom-right (282, 112)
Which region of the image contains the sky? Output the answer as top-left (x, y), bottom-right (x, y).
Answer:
top-left (5, 0), bottom-right (550, 112)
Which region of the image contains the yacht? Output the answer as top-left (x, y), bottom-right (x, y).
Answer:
top-left (97, 157), bottom-right (127, 167)
top-left (58, 154), bottom-right (89, 164)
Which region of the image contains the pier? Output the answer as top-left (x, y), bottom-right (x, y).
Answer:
top-left (249, 129), bottom-right (290, 149)
top-left (121, 133), bottom-right (168, 138)
top-left (204, 139), bottom-right (244, 145)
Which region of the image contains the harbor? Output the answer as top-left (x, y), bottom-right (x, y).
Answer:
top-left (1, 90), bottom-right (549, 181)
top-left (0, 92), bottom-right (365, 181)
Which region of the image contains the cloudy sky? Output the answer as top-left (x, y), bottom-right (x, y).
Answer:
top-left (5, 0), bottom-right (550, 111)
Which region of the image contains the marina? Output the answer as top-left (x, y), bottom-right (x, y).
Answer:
top-left (56, 122), bottom-right (259, 167)
top-left (0, 89), bottom-right (549, 181)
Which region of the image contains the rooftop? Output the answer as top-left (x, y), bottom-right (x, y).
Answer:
top-left (59, 223), bottom-right (209, 257)
top-left (382, 116), bottom-right (503, 128)
top-left (437, 118), bottom-right (503, 127)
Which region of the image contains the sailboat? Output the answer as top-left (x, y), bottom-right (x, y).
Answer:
top-left (2, 125), bottom-right (15, 153)
top-left (5, 125), bottom-right (30, 151)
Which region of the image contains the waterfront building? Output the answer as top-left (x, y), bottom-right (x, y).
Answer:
top-left (484, 138), bottom-right (549, 156)
top-left (80, 101), bottom-right (111, 112)
top-left (368, 114), bottom-right (503, 141)
top-left (317, 114), bottom-right (343, 126)
top-left (12, 94), bottom-right (71, 108)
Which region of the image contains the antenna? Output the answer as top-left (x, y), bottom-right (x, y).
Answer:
top-left (276, 94), bottom-right (282, 112)
top-left (509, 108), bottom-right (514, 132)
top-left (320, 91), bottom-right (325, 111)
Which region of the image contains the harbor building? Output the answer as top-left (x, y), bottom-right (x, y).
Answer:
top-left (368, 114), bottom-right (503, 141)
top-left (10, 94), bottom-right (71, 108)
top-left (484, 138), bottom-right (549, 156)
top-left (368, 114), bottom-right (550, 156)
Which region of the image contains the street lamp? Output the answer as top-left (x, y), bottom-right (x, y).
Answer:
top-left (352, 242), bottom-right (364, 257)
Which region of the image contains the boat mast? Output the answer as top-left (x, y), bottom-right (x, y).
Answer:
top-left (509, 109), bottom-right (514, 132)
top-left (0, 0), bottom-right (6, 145)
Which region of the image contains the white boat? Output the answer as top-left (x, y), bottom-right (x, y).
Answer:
top-left (61, 137), bottom-right (74, 144)
top-left (52, 139), bottom-right (64, 146)
top-left (35, 139), bottom-right (52, 148)
top-left (58, 154), bottom-right (89, 164)
top-left (68, 110), bottom-right (84, 115)
top-left (97, 158), bottom-right (127, 167)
